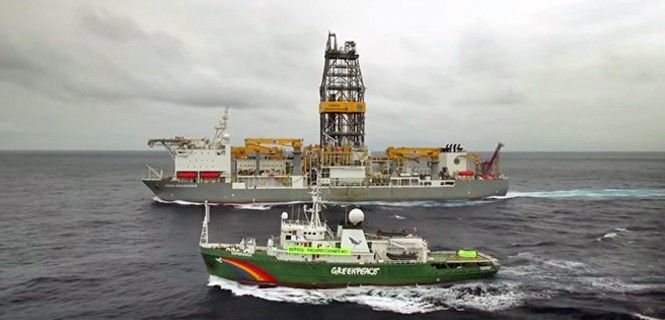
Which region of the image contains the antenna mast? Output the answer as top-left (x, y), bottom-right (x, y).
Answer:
top-left (213, 107), bottom-right (230, 148)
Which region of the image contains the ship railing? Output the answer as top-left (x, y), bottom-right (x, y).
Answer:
top-left (236, 175), bottom-right (294, 188)
top-left (329, 178), bottom-right (366, 187)
top-left (146, 164), bottom-right (164, 180)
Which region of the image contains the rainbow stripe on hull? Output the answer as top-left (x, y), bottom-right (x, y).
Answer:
top-left (217, 257), bottom-right (277, 284)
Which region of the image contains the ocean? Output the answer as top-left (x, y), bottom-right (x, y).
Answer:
top-left (1, 151), bottom-right (664, 319)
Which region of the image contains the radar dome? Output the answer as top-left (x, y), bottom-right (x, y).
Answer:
top-left (348, 208), bottom-right (364, 225)
top-left (281, 212), bottom-right (288, 220)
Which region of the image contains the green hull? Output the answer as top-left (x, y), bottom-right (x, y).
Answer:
top-left (201, 247), bottom-right (499, 288)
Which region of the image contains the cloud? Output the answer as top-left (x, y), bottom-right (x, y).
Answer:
top-left (0, 0), bottom-right (664, 151)
top-left (0, 6), bottom-right (300, 110)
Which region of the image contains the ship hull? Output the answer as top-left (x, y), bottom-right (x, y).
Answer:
top-left (201, 247), bottom-right (499, 288)
top-left (144, 178), bottom-right (508, 203)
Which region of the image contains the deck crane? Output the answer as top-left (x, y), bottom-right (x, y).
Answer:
top-left (232, 138), bottom-right (304, 159)
top-left (231, 144), bottom-right (285, 160)
top-left (243, 138), bottom-right (304, 151)
top-left (482, 143), bottom-right (504, 179)
top-left (385, 147), bottom-right (444, 177)
top-left (385, 147), bottom-right (441, 163)
top-left (242, 138), bottom-right (305, 175)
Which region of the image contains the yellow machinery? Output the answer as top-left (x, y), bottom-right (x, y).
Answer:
top-left (231, 145), bottom-right (284, 159)
top-left (244, 138), bottom-right (303, 151)
top-left (231, 138), bottom-right (304, 160)
top-left (385, 147), bottom-right (441, 163)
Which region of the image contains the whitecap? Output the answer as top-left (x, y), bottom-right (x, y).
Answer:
top-left (581, 277), bottom-right (664, 293)
top-left (602, 232), bottom-right (618, 239)
top-left (633, 313), bottom-right (664, 320)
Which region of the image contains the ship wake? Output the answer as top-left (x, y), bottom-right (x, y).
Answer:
top-left (153, 196), bottom-right (495, 209)
top-left (153, 197), bottom-right (304, 210)
top-left (208, 276), bottom-right (530, 314)
top-left (327, 200), bottom-right (498, 208)
top-left (490, 188), bottom-right (665, 200)
top-left (153, 197), bottom-right (216, 206)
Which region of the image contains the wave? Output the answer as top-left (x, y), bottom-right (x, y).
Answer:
top-left (501, 252), bottom-right (664, 294)
top-left (490, 188), bottom-right (665, 200)
top-left (634, 313), bottom-right (664, 320)
top-left (208, 276), bottom-right (530, 314)
top-left (597, 227), bottom-right (630, 242)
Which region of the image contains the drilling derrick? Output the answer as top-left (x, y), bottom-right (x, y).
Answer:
top-left (319, 32), bottom-right (366, 147)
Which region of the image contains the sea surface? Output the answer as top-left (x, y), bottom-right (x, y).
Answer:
top-left (1, 151), bottom-right (664, 320)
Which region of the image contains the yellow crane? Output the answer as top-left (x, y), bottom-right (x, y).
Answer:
top-left (244, 138), bottom-right (303, 151)
top-left (231, 138), bottom-right (304, 160)
top-left (385, 147), bottom-right (441, 163)
top-left (231, 145), bottom-right (284, 159)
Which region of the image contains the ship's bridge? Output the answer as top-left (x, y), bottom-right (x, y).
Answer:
top-left (280, 219), bottom-right (330, 242)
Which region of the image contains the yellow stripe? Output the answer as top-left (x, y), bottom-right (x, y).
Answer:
top-left (319, 101), bottom-right (366, 113)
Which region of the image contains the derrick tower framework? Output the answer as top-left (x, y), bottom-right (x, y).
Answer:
top-left (319, 32), bottom-right (366, 147)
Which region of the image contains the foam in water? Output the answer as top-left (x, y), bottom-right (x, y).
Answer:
top-left (154, 196), bottom-right (495, 209)
top-left (600, 232), bottom-right (618, 240)
top-left (226, 201), bottom-right (306, 210)
top-left (207, 276), bottom-right (529, 314)
top-left (153, 196), bottom-right (213, 206)
top-left (344, 200), bottom-right (497, 208)
top-left (228, 203), bottom-right (274, 211)
top-left (502, 252), bottom-right (665, 294)
top-left (490, 188), bottom-right (665, 200)
top-left (153, 197), bottom-right (304, 210)
top-left (597, 227), bottom-right (629, 241)
top-left (633, 313), bottom-right (664, 320)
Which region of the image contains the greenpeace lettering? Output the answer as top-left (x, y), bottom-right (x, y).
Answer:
top-left (330, 267), bottom-right (380, 276)
top-left (287, 246), bottom-right (352, 256)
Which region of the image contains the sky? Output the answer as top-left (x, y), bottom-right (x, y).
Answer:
top-left (1, 0), bottom-right (664, 151)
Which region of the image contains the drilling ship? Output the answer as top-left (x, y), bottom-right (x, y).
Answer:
top-left (200, 190), bottom-right (500, 288)
top-left (143, 32), bottom-right (508, 204)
